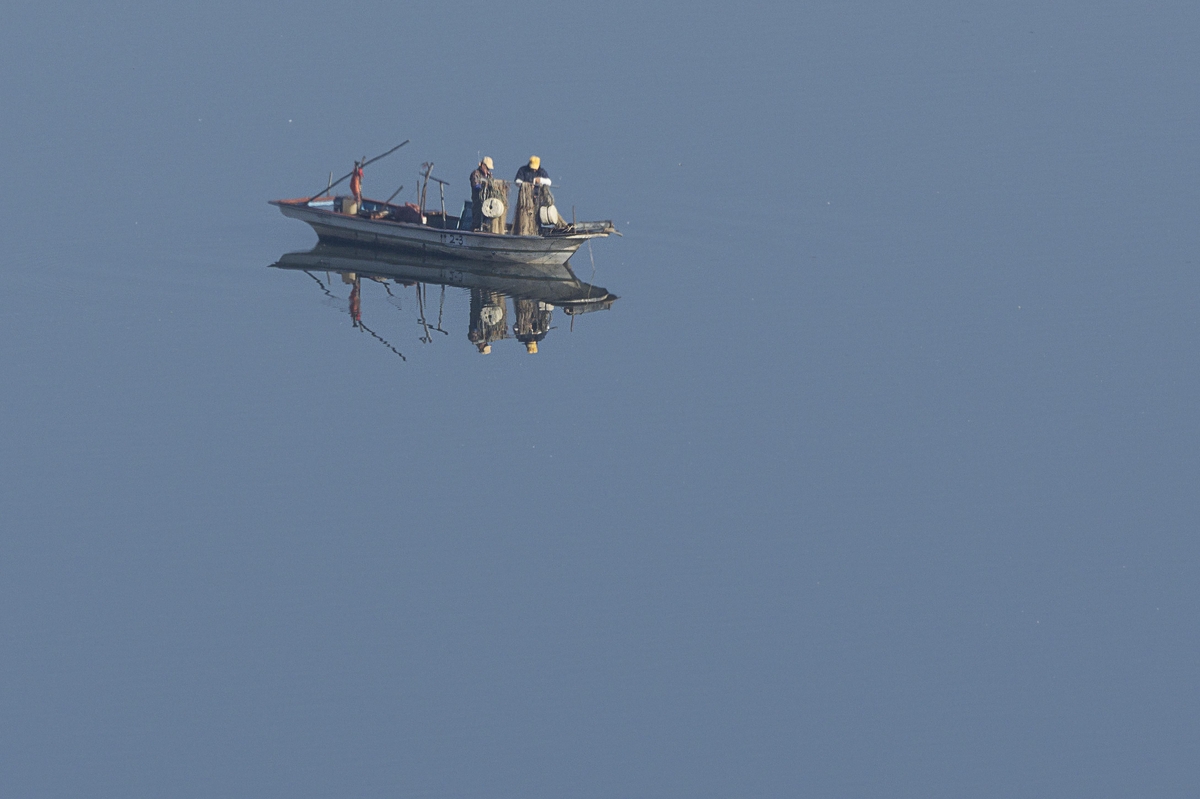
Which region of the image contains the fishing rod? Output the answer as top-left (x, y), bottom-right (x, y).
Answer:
top-left (308, 139), bottom-right (410, 202)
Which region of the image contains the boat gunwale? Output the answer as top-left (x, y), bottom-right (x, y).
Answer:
top-left (269, 197), bottom-right (613, 242)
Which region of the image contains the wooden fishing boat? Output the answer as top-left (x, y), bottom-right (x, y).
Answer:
top-left (270, 195), bottom-right (618, 266)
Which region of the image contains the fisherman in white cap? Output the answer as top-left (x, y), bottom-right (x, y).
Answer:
top-left (469, 156), bottom-right (494, 231)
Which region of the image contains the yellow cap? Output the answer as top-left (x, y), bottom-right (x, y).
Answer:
top-left (481, 344), bottom-right (492, 354)
top-left (529, 156), bottom-right (540, 170)
top-left (482, 156), bottom-right (493, 169)
top-left (525, 341), bottom-right (538, 354)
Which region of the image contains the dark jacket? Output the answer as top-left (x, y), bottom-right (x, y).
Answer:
top-left (514, 165), bottom-right (549, 184)
top-left (470, 166), bottom-right (492, 191)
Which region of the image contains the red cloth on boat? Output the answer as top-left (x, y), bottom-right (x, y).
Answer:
top-left (349, 165), bottom-right (363, 201)
top-left (349, 280), bottom-right (361, 323)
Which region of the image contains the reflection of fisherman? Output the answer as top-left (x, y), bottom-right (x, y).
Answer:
top-left (513, 297), bottom-right (553, 354)
top-left (468, 289), bottom-right (509, 354)
top-left (513, 156), bottom-right (550, 236)
top-left (469, 157), bottom-right (494, 232)
top-left (349, 161), bottom-right (364, 206)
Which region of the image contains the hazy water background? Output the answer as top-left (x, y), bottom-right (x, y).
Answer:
top-left (2, 2), bottom-right (1198, 796)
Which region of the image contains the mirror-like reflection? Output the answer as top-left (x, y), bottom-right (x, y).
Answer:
top-left (271, 242), bottom-right (618, 358)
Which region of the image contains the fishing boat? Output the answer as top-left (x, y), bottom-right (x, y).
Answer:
top-left (270, 194), bottom-right (619, 266)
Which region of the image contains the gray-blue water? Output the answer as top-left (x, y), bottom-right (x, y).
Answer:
top-left (3, 3), bottom-right (1198, 796)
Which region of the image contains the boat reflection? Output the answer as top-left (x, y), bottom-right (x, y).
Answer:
top-left (270, 242), bottom-right (617, 359)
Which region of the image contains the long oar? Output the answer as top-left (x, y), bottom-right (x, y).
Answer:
top-left (308, 140), bottom-right (410, 202)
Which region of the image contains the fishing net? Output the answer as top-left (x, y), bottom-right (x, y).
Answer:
top-left (514, 182), bottom-right (537, 236)
top-left (535, 186), bottom-right (567, 230)
top-left (513, 297), bottom-right (552, 341)
top-left (481, 179), bottom-right (509, 234)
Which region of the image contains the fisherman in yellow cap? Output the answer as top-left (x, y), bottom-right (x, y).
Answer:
top-left (514, 155), bottom-right (550, 187)
top-left (468, 156), bottom-right (494, 231)
top-left (513, 156), bottom-right (551, 235)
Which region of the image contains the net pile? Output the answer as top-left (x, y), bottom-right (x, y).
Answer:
top-left (514, 182), bottom-right (537, 236)
top-left (482, 179), bottom-right (509, 234)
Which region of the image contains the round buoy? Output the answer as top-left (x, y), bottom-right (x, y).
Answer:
top-left (482, 197), bottom-right (505, 218)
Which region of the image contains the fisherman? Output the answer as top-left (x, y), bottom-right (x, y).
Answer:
top-left (514, 155), bottom-right (550, 188)
top-left (513, 156), bottom-right (550, 236)
top-left (469, 156), bottom-right (494, 231)
top-left (349, 160), bottom-right (364, 206)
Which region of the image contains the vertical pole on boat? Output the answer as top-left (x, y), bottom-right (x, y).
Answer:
top-left (419, 162), bottom-right (433, 212)
top-left (438, 183), bottom-right (446, 223)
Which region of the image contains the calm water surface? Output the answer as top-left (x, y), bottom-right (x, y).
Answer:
top-left (2, 3), bottom-right (1198, 797)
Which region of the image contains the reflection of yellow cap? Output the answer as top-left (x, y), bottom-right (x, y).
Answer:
top-left (525, 341), bottom-right (538, 354)
top-left (529, 156), bottom-right (540, 169)
top-left (482, 156), bottom-right (493, 169)
top-left (481, 344), bottom-right (492, 354)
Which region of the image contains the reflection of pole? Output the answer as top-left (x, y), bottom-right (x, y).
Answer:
top-left (301, 270), bottom-right (406, 361)
top-left (357, 320), bottom-right (407, 361)
top-left (416, 283), bottom-right (432, 343)
top-left (434, 285), bottom-right (447, 334)
top-left (302, 270), bottom-right (337, 300)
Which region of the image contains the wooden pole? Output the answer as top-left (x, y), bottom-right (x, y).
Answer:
top-left (419, 162), bottom-right (433, 212)
top-left (307, 140), bottom-right (409, 201)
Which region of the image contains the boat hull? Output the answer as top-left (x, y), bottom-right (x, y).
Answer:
top-left (272, 200), bottom-right (605, 266)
